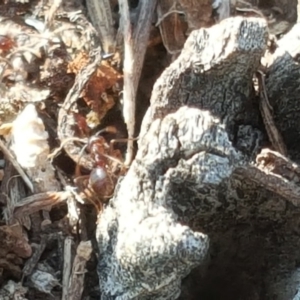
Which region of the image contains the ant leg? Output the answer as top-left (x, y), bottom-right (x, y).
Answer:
top-left (108, 137), bottom-right (139, 161)
top-left (74, 174), bottom-right (89, 190)
top-left (48, 137), bottom-right (87, 162)
top-left (94, 126), bottom-right (117, 137)
top-left (75, 144), bottom-right (89, 177)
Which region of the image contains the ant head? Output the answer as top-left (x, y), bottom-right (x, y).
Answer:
top-left (87, 135), bottom-right (106, 152)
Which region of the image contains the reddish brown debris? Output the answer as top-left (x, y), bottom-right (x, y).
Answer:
top-left (68, 52), bottom-right (122, 120)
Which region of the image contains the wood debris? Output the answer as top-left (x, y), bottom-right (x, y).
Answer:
top-left (67, 241), bottom-right (92, 300)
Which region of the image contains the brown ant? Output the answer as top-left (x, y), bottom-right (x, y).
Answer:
top-left (50, 117), bottom-right (133, 211)
top-left (75, 126), bottom-right (126, 211)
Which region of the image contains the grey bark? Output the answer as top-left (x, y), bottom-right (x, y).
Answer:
top-left (96, 16), bottom-right (300, 300)
top-left (264, 24), bottom-right (300, 162)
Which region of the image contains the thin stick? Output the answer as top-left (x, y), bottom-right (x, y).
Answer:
top-left (118, 0), bottom-right (158, 166)
top-left (156, 0), bottom-right (186, 55)
top-left (67, 241), bottom-right (93, 300)
top-left (235, 7), bottom-right (265, 18)
top-left (155, 9), bottom-right (183, 27)
top-left (86, 0), bottom-right (116, 53)
top-left (62, 236), bottom-right (73, 300)
top-left (57, 26), bottom-right (102, 170)
top-left (257, 70), bottom-right (288, 156)
top-left (0, 139), bottom-right (34, 192)
top-left (13, 191), bottom-right (71, 218)
top-left (48, 137), bottom-right (88, 161)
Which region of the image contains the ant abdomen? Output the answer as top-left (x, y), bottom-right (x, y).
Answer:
top-left (89, 166), bottom-right (108, 194)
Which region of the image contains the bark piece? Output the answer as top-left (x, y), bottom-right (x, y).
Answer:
top-left (264, 23), bottom-right (300, 161)
top-left (179, 0), bottom-right (215, 30)
top-left (0, 224), bottom-right (31, 280)
top-left (0, 225), bottom-right (32, 259)
top-left (67, 241), bottom-right (93, 300)
top-left (238, 148), bottom-right (300, 207)
top-left (62, 236), bottom-right (73, 300)
top-left (96, 16), bottom-right (269, 299)
top-left (13, 191), bottom-right (70, 219)
top-left (256, 70), bottom-right (288, 155)
top-left (97, 108), bottom-right (227, 299)
top-left (141, 16), bottom-right (268, 147)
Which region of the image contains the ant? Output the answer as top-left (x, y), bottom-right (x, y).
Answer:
top-left (75, 126), bottom-right (126, 211)
top-left (50, 115), bottom-right (135, 211)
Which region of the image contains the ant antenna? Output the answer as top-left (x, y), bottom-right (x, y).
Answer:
top-left (94, 126), bottom-right (117, 137)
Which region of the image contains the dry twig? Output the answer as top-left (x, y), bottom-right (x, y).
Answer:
top-left (240, 148), bottom-right (300, 207)
top-left (62, 236), bottom-right (73, 300)
top-left (118, 0), bottom-right (158, 165)
top-left (67, 241), bottom-right (92, 300)
top-left (86, 0), bottom-right (116, 53)
top-left (0, 139), bottom-right (33, 193)
top-left (13, 191), bottom-right (71, 219)
top-left (257, 70), bottom-right (288, 156)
